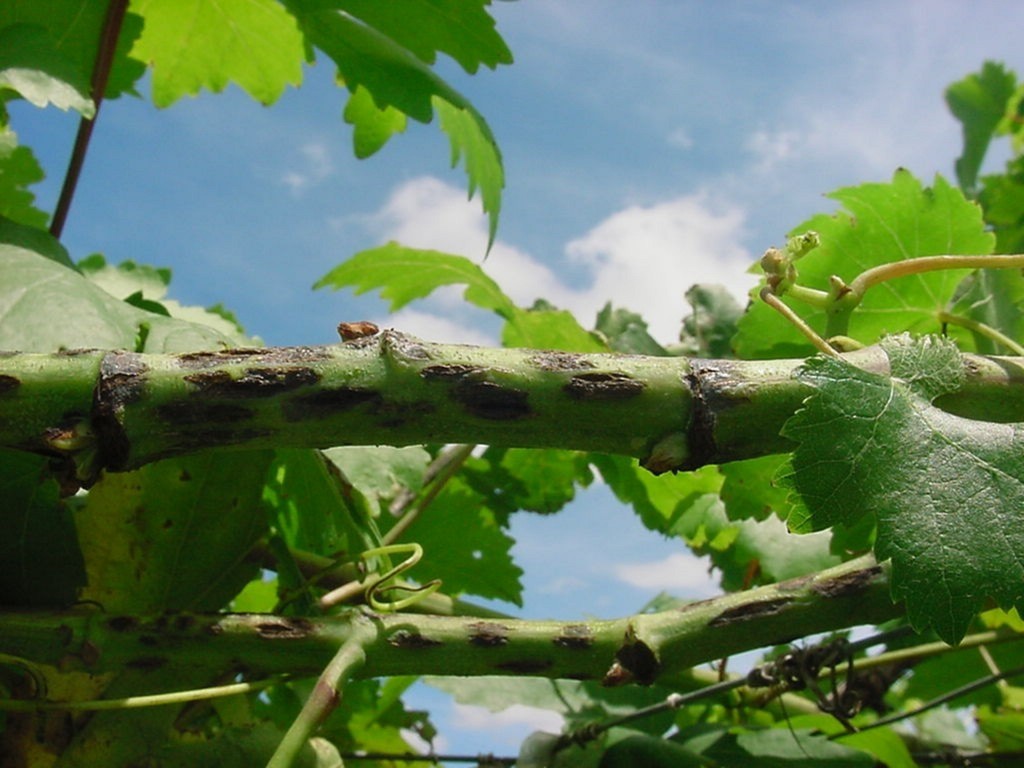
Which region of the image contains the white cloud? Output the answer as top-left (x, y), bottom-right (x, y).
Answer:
top-left (452, 703), bottom-right (564, 747)
top-left (367, 176), bottom-right (755, 344)
top-left (745, 129), bottom-right (800, 173)
top-left (667, 127), bottom-right (695, 150)
top-left (281, 141), bottom-right (333, 194)
top-left (614, 552), bottom-right (716, 595)
top-left (564, 195), bottom-right (754, 339)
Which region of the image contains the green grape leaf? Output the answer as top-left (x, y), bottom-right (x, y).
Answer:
top-left (79, 253), bottom-right (172, 300)
top-left (598, 734), bottom-right (710, 768)
top-left (0, 23), bottom-right (94, 116)
top-left (435, 95), bottom-right (504, 247)
top-left (735, 171), bottom-right (995, 359)
top-left (0, 1), bottom-right (145, 99)
top-left (677, 284), bottom-right (744, 357)
top-left (263, 448), bottom-right (382, 558)
top-left (0, 244), bottom-right (234, 352)
top-left (767, 717), bottom-right (908, 768)
top-left (590, 454), bottom-right (722, 535)
top-left (977, 711), bottom-right (1024, 751)
top-left (595, 303), bottom-right (668, 356)
top-left (947, 267), bottom-right (1024, 354)
top-left (78, 253), bottom-right (254, 343)
top-left (672, 484), bottom-right (839, 591)
top-left (0, 215), bottom-right (73, 266)
top-left (287, 1), bottom-right (503, 241)
top-left (463, 447), bottom-right (592, 518)
top-left (719, 455), bottom-right (792, 522)
top-left (502, 306), bottom-right (608, 352)
top-left (783, 334), bottom-right (1024, 642)
top-left (0, 126), bottom-right (49, 228)
top-left (946, 61), bottom-right (1018, 192)
top-left (319, 677), bottom-right (431, 756)
top-left (315, 243), bottom-right (516, 317)
top-left (980, 156), bottom-right (1024, 254)
top-left (343, 84), bottom-right (408, 159)
top-left (0, 448), bottom-right (85, 606)
top-left (718, 728), bottom-right (873, 767)
top-left (129, 0), bottom-right (305, 107)
top-left (427, 675), bottom-right (678, 733)
top-left (393, 479), bottom-right (522, 604)
top-left (76, 451), bottom-right (273, 612)
top-left (323, 445), bottom-right (431, 516)
top-left (337, 0), bottom-right (512, 73)
top-left (903, 634), bottom-right (1024, 708)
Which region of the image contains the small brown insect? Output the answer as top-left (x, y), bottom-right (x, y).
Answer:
top-left (337, 321), bottom-right (380, 341)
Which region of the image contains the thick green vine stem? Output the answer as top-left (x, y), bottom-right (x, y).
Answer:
top-left (0, 556), bottom-right (899, 691)
top-left (267, 616), bottom-right (377, 768)
top-left (3, 334), bottom-right (1024, 484)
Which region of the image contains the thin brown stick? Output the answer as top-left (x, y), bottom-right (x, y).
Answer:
top-left (50, 0), bottom-right (129, 238)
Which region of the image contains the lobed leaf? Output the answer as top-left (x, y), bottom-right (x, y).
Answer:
top-left (288, 1), bottom-right (504, 239)
top-left (315, 242), bottom-right (516, 316)
top-left (129, 0), bottom-right (305, 107)
top-left (391, 478), bottom-right (523, 605)
top-left (784, 334), bottom-right (1024, 642)
top-left (946, 61), bottom-right (1017, 193)
top-left (0, 1), bottom-right (145, 99)
top-left (735, 171), bottom-right (995, 359)
top-left (0, 128), bottom-right (48, 230)
top-left (502, 306), bottom-right (608, 352)
top-left (0, 243), bottom-right (235, 352)
top-left (343, 84), bottom-right (408, 158)
top-left (0, 23), bottom-right (94, 116)
top-left (337, 0), bottom-right (512, 74)
top-left (435, 95), bottom-right (504, 247)
top-left (77, 451), bottom-right (274, 612)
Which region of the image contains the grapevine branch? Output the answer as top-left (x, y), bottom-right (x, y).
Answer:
top-left (0, 556), bottom-right (898, 691)
top-left (3, 334), bottom-right (1024, 485)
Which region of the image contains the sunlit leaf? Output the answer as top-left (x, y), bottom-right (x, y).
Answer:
top-left (130, 0), bottom-right (304, 106)
top-left (343, 84), bottom-right (407, 158)
top-left (0, 126), bottom-right (48, 229)
top-left (315, 242), bottom-right (516, 317)
top-left (735, 171), bottom-right (994, 359)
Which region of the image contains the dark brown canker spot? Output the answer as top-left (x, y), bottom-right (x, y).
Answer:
top-left (554, 624), bottom-right (595, 649)
top-left (176, 346), bottom-right (331, 369)
top-left (708, 597), bottom-right (794, 627)
top-left (420, 364), bottom-right (484, 379)
top-left (183, 367), bottom-right (320, 397)
top-left (453, 380), bottom-right (531, 420)
top-left (528, 351), bottom-right (596, 372)
top-left (156, 402), bottom-right (254, 424)
top-left (388, 630), bottom-right (443, 649)
top-left (255, 618), bottom-right (314, 639)
top-left (811, 565), bottom-right (883, 599)
top-left (93, 351), bottom-right (150, 472)
top-left (467, 621), bottom-right (510, 647)
top-left (282, 388), bottom-right (382, 420)
top-left (0, 374), bottom-right (19, 394)
top-left (564, 372), bottom-right (645, 400)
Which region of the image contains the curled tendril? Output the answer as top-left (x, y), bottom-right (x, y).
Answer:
top-left (360, 543), bottom-right (442, 612)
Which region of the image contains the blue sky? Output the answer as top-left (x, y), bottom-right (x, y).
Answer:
top-left (12, 0), bottom-right (1024, 759)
